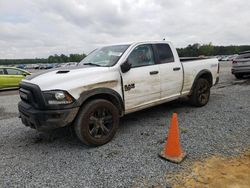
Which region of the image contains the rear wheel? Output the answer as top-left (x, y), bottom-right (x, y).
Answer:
top-left (189, 78), bottom-right (210, 107)
top-left (235, 73), bottom-right (244, 79)
top-left (74, 99), bottom-right (119, 146)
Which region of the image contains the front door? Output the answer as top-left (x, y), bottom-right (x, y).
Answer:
top-left (121, 44), bottom-right (161, 112)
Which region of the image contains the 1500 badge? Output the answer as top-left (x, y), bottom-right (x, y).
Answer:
top-left (125, 83), bottom-right (135, 91)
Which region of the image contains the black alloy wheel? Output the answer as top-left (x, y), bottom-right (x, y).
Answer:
top-left (74, 99), bottom-right (119, 146)
top-left (190, 78), bottom-right (211, 107)
top-left (88, 107), bottom-right (113, 139)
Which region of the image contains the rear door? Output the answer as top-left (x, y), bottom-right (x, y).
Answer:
top-left (121, 44), bottom-right (161, 111)
top-left (154, 43), bottom-right (183, 99)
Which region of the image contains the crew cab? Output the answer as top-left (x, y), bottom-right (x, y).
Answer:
top-left (18, 41), bottom-right (219, 146)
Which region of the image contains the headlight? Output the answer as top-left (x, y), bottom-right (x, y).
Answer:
top-left (55, 92), bottom-right (66, 100)
top-left (43, 90), bottom-right (74, 105)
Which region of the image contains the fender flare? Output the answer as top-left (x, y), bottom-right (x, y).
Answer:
top-left (190, 69), bottom-right (213, 95)
top-left (77, 88), bottom-right (124, 116)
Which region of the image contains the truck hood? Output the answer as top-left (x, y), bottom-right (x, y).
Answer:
top-left (23, 65), bottom-right (120, 99)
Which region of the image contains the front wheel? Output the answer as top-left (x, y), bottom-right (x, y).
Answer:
top-left (74, 99), bottom-right (119, 146)
top-left (189, 78), bottom-right (211, 107)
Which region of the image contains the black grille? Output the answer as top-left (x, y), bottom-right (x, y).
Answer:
top-left (19, 88), bottom-right (30, 103)
top-left (19, 82), bottom-right (46, 109)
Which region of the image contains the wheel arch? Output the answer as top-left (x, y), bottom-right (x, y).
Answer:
top-left (189, 70), bottom-right (213, 95)
top-left (77, 88), bottom-right (124, 116)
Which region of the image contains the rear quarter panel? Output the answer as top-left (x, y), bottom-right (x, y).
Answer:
top-left (182, 58), bottom-right (219, 94)
top-left (14, 75), bottom-right (25, 87)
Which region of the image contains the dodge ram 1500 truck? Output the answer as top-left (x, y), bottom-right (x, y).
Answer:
top-left (18, 41), bottom-right (219, 146)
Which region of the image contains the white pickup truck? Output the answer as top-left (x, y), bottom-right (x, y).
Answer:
top-left (18, 41), bottom-right (219, 146)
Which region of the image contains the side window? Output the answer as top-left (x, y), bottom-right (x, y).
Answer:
top-left (6, 69), bottom-right (22, 75)
top-left (128, 44), bottom-right (155, 68)
top-left (0, 69), bottom-right (4, 75)
top-left (156, 44), bottom-right (174, 63)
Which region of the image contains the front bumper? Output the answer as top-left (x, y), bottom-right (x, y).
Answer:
top-left (18, 101), bottom-right (79, 131)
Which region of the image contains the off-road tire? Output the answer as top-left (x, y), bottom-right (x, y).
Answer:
top-left (189, 78), bottom-right (211, 107)
top-left (74, 99), bottom-right (119, 146)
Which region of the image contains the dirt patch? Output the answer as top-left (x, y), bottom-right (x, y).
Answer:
top-left (168, 151), bottom-right (250, 188)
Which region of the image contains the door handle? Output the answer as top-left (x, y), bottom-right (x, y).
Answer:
top-left (149, 71), bottom-right (159, 75)
top-left (173, 67), bottom-right (181, 71)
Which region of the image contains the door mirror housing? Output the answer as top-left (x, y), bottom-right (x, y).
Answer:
top-left (120, 61), bottom-right (131, 73)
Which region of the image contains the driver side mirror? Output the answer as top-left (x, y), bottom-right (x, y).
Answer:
top-left (120, 60), bottom-right (131, 73)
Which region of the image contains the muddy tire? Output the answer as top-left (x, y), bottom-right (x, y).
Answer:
top-left (235, 73), bottom-right (244, 79)
top-left (189, 78), bottom-right (210, 107)
top-left (74, 99), bottom-right (119, 146)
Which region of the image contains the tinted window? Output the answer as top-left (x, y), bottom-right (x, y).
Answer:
top-left (0, 69), bottom-right (4, 75)
top-left (156, 44), bottom-right (174, 63)
top-left (128, 44), bottom-right (155, 67)
top-left (6, 69), bottom-right (23, 75)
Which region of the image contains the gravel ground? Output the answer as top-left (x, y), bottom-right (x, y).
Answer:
top-left (0, 61), bottom-right (250, 187)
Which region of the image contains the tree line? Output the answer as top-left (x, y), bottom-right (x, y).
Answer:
top-left (0, 53), bottom-right (86, 65)
top-left (177, 43), bottom-right (250, 57)
top-left (1, 43), bottom-right (250, 65)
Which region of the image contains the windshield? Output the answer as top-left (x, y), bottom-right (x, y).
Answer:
top-left (79, 44), bottom-right (130, 67)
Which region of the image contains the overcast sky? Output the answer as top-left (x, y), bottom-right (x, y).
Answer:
top-left (0, 0), bottom-right (249, 59)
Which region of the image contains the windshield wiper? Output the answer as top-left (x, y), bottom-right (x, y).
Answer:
top-left (83, 63), bottom-right (101, 66)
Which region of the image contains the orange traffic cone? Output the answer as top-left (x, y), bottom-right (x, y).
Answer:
top-left (159, 113), bottom-right (186, 163)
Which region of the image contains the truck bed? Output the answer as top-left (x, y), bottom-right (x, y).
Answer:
top-left (181, 58), bottom-right (219, 95)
